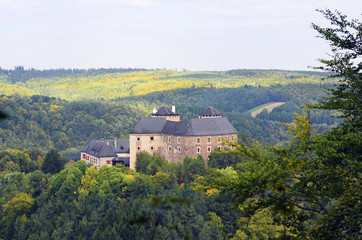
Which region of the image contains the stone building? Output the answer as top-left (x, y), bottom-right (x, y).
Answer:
top-left (129, 106), bottom-right (238, 169)
top-left (81, 106), bottom-right (238, 169)
top-left (80, 139), bottom-right (130, 167)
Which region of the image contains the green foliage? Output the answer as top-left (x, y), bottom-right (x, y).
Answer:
top-left (208, 149), bottom-right (244, 169)
top-left (0, 149), bottom-right (36, 173)
top-left (312, 9), bottom-right (362, 131)
top-left (0, 192), bottom-right (34, 239)
top-left (0, 10), bottom-right (359, 239)
top-left (182, 155), bottom-right (206, 182)
top-left (41, 149), bottom-right (66, 175)
top-left (201, 109), bottom-right (361, 239)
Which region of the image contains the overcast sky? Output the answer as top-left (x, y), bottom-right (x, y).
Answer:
top-left (0, 0), bottom-right (360, 71)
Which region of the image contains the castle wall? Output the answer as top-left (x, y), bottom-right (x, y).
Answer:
top-left (151, 115), bottom-right (180, 122)
top-left (129, 133), bottom-right (163, 169)
top-left (80, 153), bottom-right (115, 168)
top-left (161, 134), bottom-right (238, 164)
top-left (99, 156), bottom-right (115, 167)
top-left (129, 133), bottom-right (238, 169)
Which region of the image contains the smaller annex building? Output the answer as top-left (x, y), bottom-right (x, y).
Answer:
top-left (81, 139), bottom-right (130, 167)
top-left (81, 106), bottom-right (238, 169)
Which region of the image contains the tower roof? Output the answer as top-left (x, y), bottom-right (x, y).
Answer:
top-left (152, 106), bottom-right (179, 116)
top-left (198, 106), bottom-right (222, 117)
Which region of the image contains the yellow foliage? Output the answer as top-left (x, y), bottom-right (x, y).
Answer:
top-left (122, 174), bottom-right (135, 185)
top-left (205, 188), bottom-right (219, 197)
top-left (0, 70), bottom-right (332, 101)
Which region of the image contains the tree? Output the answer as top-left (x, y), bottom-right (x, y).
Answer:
top-left (0, 192), bottom-right (34, 239)
top-left (41, 149), bottom-right (66, 174)
top-left (312, 9), bottom-right (362, 130)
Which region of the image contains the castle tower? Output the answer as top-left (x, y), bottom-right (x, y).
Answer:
top-left (151, 106), bottom-right (180, 122)
top-left (198, 106), bottom-right (222, 118)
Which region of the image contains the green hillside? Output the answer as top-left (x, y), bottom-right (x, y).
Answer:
top-left (0, 69), bottom-right (331, 101)
top-left (0, 68), bottom-right (339, 156)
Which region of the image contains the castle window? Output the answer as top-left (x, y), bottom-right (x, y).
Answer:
top-left (150, 136), bottom-right (154, 141)
top-left (137, 137), bottom-right (140, 141)
top-left (218, 137), bottom-right (221, 143)
top-left (207, 147), bottom-right (211, 152)
top-left (208, 137), bottom-right (211, 143)
top-left (168, 146), bottom-right (171, 151)
top-left (178, 147), bottom-right (181, 152)
top-left (177, 137), bottom-right (181, 144)
top-left (137, 146), bottom-right (140, 150)
top-left (197, 147), bottom-right (200, 153)
top-left (218, 146), bottom-right (221, 151)
top-left (226, 136), bottom-right (228, 140)
top-left (232, 136), bottom-right (234, 141)
top-left (150, 146), bottom-right (154, 150)
top-left (196, 138), bottom-right (200, 144)
top-left (168, 136), bottom-right (171, 143)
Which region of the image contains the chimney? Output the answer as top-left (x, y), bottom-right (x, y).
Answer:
top-left (114, 139), bottom-right (117, 149)
top-left (172, 105), bottom-right (176, 113)
top-left (100, 138), bottom-right (104, 142)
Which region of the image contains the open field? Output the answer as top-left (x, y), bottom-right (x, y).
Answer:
top-left (249, 102), bottom-right (285, 117)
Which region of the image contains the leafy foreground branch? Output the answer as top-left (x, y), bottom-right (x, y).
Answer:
top-left (198, 110), bottom-right (361, 239)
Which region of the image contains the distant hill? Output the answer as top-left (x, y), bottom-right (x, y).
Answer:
top-left (0, 68), bottom-right (339, 154)
top-left (0, 68), bottom-right (333, 102)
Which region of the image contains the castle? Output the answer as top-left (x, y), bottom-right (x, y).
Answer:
top-left (81, 106), bottom-right (238, 169)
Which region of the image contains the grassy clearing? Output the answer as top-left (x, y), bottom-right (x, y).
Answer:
top-left (249, 102), bottom-right (285, 117)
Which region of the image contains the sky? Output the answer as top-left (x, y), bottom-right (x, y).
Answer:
top-left (0, 0), bottom-right (361, 71)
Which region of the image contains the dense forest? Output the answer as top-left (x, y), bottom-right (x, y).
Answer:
top-left (0, 9), bottom-right (360, 240)
top-left (0, 68), bottom-right (339, 160)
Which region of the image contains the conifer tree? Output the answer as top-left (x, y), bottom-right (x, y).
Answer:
top-left (41, 149), bottom-right (66, 174)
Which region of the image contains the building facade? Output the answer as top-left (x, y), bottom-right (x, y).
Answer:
top-left (129, 106), bottom-right (238, 169)
top-left (81, 139), bottom-right (130, 168)
top-left (82, 106), bottom-right (238, 169)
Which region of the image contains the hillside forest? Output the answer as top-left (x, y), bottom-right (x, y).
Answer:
top-left (0, 9), bottom-right (361, 240)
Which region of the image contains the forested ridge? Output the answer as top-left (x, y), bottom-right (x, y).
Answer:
top-left (0, 68), bottom-right (339, 157)
top-left (0, 9), bottom-right (361, 240)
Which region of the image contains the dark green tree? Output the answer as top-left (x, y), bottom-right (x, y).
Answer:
top-left (41, 149), bottom-right (66, 174)
top-left (312, 9), bottom-right (362, 130)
